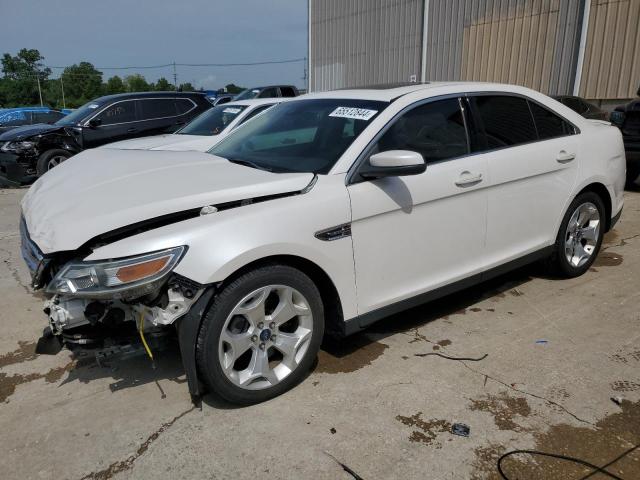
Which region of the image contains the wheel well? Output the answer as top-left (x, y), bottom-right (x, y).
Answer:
top-left (218, 255), bottom-right (345, 338)
top-left (577, 183), bottom-right (612, 231)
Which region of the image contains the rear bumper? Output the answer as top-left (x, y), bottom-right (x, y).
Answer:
top-left (0, 152), bottom-right (36, 184)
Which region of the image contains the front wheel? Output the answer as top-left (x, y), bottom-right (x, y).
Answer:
top-left (549, 192), bottom-right (605, 277)
top-left (196, 265), bottom-right (324, 405)
top-left (36, 149), bottom-right (71, 176)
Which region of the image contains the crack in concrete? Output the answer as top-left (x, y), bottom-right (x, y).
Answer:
top-left (603, 233), bottom-right (640, 251)
top-left (78, 406), bottom-right (196, 480)
top-left (459, 360), bottom-right (595, 426)
top-left (0, 246), bottom-right (30, 294)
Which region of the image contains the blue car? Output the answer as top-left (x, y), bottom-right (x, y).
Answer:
top-left (0, 107), bottom-right (67, 134)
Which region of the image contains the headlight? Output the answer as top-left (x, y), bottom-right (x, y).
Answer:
top-left (1, 140), bottom-right (36, 152)
top-left (45, 246), bottom-right (186, 298)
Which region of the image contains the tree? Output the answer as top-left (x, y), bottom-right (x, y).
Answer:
top-left (155, 77), bottom-right (174, 91)
top-left (60, 62), bottom-right (103, 106)
top-left (1, 48), bottom-right (51, 106)
top-left (178, 82), bottom-right (195, 92)
top-left (124, 74), bottom-right (150, 92)
top-left (104, 75), bottom-right (126, 95)
top-left (224, 83), bottom-right (244, 94)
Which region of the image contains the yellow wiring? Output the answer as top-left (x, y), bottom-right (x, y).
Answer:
top-left (139, 310), bottom-right (154, 362)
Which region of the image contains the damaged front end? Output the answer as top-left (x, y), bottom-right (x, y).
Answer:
top-left (21, 217), bottom-right (207, 394)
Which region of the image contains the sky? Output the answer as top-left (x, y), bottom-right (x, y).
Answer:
top-left (0, 0), bottom-right (308, 90)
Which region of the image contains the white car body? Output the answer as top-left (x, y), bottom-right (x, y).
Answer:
top-left (20, 82), bottom-right (626, 401)
top-left (100, 98), bottom-right (282, 152)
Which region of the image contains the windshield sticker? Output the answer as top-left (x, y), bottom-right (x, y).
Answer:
top-left (87, 104), bottom-right (100, 109)
top-left (329, 107), bottom-right (378, 121)
top-left (223, 107), bottom-right (242, 114)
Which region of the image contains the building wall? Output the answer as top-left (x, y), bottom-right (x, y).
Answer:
top-left (579, 0), bottom-right (640, 101)
top-left (309, 0), bottom-right (424, 91)
top-left (309, 0), bottom-right (639, 102)
top-left (425, 0), bottom-right (583, 96)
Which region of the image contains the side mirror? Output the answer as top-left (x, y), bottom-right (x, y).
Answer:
top-left (360, 150), bottom-right (426, 179)
top-left (88, 118), bottom-right (102, 128)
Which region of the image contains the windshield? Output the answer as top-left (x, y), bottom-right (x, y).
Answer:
top-left (55, 100), bottom-right (104, 126)
top-left (178, 104), bottom-right (247, 136)
top-left (234, 88), bottom-right (261, 101)
top-left (209, 99), bottom-right (387, 174)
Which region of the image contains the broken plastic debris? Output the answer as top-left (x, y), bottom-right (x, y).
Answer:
top-left (535, 339), bottom-right (548, 345)
top-left (611, 396), bottom-right (623, 406)
top-left (451, 423), bottom-right (470, 437)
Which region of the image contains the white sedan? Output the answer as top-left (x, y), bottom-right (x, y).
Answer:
top-left (100, 98), bottom-right (281, 152)
top-left (20, 82), bottom-right (625, 404)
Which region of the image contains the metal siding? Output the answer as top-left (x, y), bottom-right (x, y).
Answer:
top-left (309, 0), bottom-right (424, 91)
top-left (579, 0), bottom-right (640, 99)
top-left (422, 0), bottom-right (581, 94)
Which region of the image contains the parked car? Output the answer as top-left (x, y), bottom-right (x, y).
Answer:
top-left (20, 83), bottom-right (625, 405)
top-left (234, 85), bottom-right (299, 100)
top-left (101, 99), bottom-right (281, 152)
top-left (610, 85), bottom-right (640, 187)
top-left (208, 94), bottom-right (235, 106)
top-left (0, 92), bottom-right (211, 184)
top-left (0, 107), bottom-right (67, 134)
top-left (553, 95), bottom-right (608, 120)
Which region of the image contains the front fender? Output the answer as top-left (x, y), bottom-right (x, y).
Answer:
top-left (86, 174), bottom-right (359, 320)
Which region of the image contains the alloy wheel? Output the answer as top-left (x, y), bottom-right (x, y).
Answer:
top-left (564, 202), bottom-right (600, 268)
top-left (218, 285), bottom-right (313, 390)
top-left (47, 155), bottom-right (66, 170)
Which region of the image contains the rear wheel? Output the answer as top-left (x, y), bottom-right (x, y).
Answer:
top-left (196, 265), bottom-right (324, 405)
top-left (549, 192), bottom-right (605, 277)
top-left (36, 149), bottom-right (71, 176)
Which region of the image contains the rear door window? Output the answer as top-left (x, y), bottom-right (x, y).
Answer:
top-left (95, 100), bottom-right (137, 125)
top-left (280, 87), bottom-right (297, 97)
top-left (375, 98), bottom-right (469, 163)
top-left (0, 111), bottom-right (27, 126)
top-left (528, 101), bottom-right (575, 140)
top-left (33, 111), bottom-right (65, 124)
top-left (258, 88), bottom-right (279, 98)
top-left (139, 99), bottom-right (177, 120)
top-left (175, 98), bottom-right (196, 115)
top-left (472, 95), bottom-right (538, 149)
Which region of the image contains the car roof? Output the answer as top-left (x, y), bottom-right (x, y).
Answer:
top-left (299, 81), bottom-right (543, 102)
top-left (223, 98), bottom-right (286, 107)
top-left (92, 91), bottom-right (208, 104)
top-left (0, 106), bottom-right (60, 113)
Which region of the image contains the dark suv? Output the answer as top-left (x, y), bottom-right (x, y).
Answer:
top-left (611, 85), bottom-right (640, 187)
top-left (0, 91), bottom-right (211, 184)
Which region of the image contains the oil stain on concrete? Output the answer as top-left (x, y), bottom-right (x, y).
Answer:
top-left (316, 335), bottom-right (388, 374)
top-left (0, 340), bottom-right (37, 368)
top-left (474, 400), bottom-right (640, 479)
top-left (468, 392), bottom-right (532, 432)
top-left (395, 412), bottom-right (452, 448)
top-left (594, 251), bottom-right (624, 267)
top-left (0, 362), bottom-right (74, 402)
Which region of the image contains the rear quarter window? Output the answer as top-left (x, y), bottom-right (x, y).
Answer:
top-left (528, 101), bottom-right (575, 139)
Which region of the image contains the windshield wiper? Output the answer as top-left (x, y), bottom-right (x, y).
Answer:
top-left (227, 158), bottom-right (273, 172)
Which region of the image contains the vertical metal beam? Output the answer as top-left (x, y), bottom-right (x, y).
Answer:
top-left (573, 0), bottom-right (591, 95)
top-left (307, 0), bottom-right (312, 92)
top-left (421, 0), bottom-right (430, 82)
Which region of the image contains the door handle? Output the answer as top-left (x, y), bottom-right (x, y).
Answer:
top-left (455, 171), bottom-right (483, 187)
top-left (556, 151), bottom-right (576, 163)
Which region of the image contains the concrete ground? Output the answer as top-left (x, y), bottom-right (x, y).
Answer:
top-left (1, 187), bottom-right (639, 480)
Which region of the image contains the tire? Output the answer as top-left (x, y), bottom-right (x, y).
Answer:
top-left (549, 191), bottom-right (606, 278)
top-left (196, 265), bottom-right (324, 405)
top-left (36, 149), bottom-right (71, 176)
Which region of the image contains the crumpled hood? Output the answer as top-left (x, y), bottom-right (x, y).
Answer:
top-left (0, 123), bottom-right (62, 141)
top-left (101, 134), bottom-right (219, 152)
top-left (21, 148), bottom-right (313, 253)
